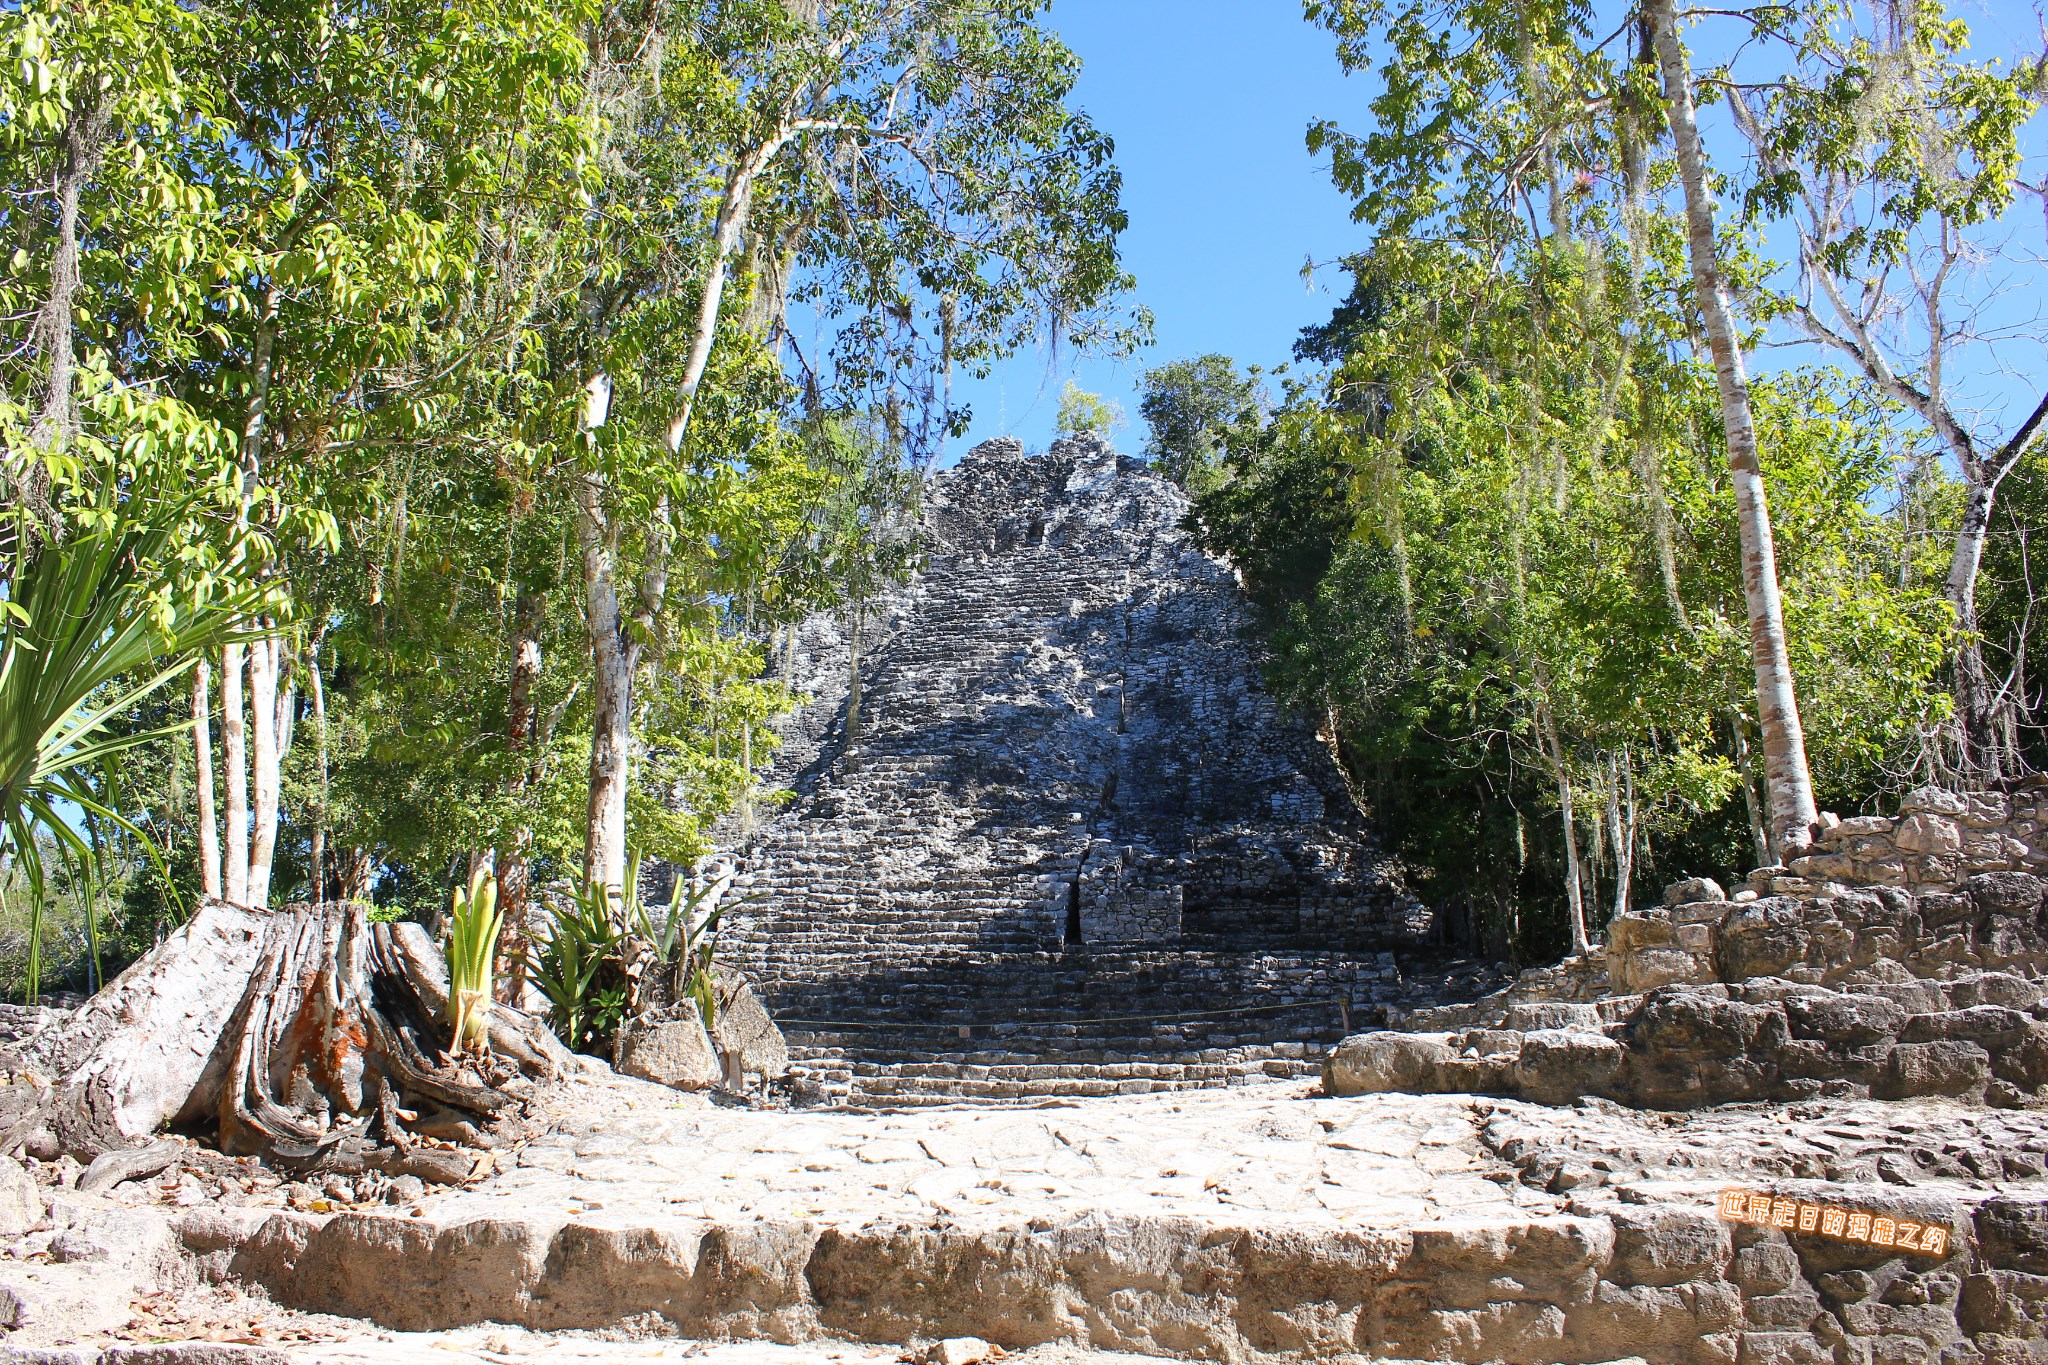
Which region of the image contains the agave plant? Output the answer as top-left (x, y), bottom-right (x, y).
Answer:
top-left (0, 486), bottom-right (261, 999)
top-left (445, 867), bottom-right (503, 1053)
top-left (632, 855), bottom-right (741, 1029)
top-left (526, 876), bottom-right (623, 1052)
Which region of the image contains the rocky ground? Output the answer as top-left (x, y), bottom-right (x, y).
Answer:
top-left (11, 1068), bottom-right (2047, 1364)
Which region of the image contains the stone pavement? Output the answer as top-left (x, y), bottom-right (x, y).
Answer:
top-left (440, 1069), bottom-right (1531, 1231)
top-left (27, 1069), bottom-right (2048, 1365)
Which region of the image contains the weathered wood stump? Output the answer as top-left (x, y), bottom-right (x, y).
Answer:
top-left (0, 900), bottom-right (571, 1180)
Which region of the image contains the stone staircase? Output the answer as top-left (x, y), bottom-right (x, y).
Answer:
top-left (763, 948), bottom-right (1508, 1107)
top-left (784, 1037), bottom-right (1326, 1107)
top-left (705, 434), bottom-right (1501, 1107)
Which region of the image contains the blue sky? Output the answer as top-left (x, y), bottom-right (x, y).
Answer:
top-left (940, 0), bottom-right (2048, 471)
top-left (945, 1), bottom-right (1371, 464)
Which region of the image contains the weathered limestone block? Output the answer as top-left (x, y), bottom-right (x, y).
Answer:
top-left (1716, 899), bottom-right (1811, 981)
top-left (1513, 1029), bottom-right (1625, 1105)
top-left (1875, 1041), bottom-right (1991, 1101)
top-left (1978, 1197), bottom-right (2048, 1274)
top-left (1787, 852), bottom-right (1852, 881)
top-left (617, 1011), bottom-right (722, 1091)
top-left (1902, 787), bottom-right (1970, 818)
top-left (1780, 991), bottom-right (1905, 1047)
top-left (0, 1155), bottom-right (41, 1238)
top-left (1607, 1204), bottom-right (1731, 1287)
top-left (1896, 814), bottom-right (1964, 856)
top-left (1898, 1006), bottom-right (2032, 1050)
top-left (713, 976), bottom-right (790, 1081)
top-left (1322, 1033), bottom-right (1457, 1096)
top-left (1610, 911), bottom-right (1716, 994)
top-left (1665, 877), bottom-right (1727, 908)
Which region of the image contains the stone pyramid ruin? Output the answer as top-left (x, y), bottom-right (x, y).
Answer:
top-left (716, 433), bottom-right (1485, 1103)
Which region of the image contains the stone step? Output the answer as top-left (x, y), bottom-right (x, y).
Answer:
top-left (780, 1033), bottom-right (1325, 1106)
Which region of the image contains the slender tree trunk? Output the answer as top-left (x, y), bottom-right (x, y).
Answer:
top-left (308, 647), bottom-right (329, 903)
top-left (221, 644), bottom-right (250, 907)
top-left (1951, 477), bottom-right (2009, 781)
top-left (248, 636), bottom-right (280, 908)
top-left (1539, 704), bottom-right (1591, 956)
top-left (573, 375), bottom-right (634, 895)
top-left (1634, 425), bottom-right (1692, 632)
top-left (1649, 0), bottom-right (1819, 854)
top-left (192, 660), bottom-right (222, 900)
top-left (664, 128), bottom-right (805, 456)
top-left (582, 567), bottom-right (635, 894)
top-left (15, 97), bottom-right (109, 541)
top-left (1608, 750), bottom-right (1635, 920)
top-left (497, 589), bottom-right (544, 1003)
top-left (1731, 718), bottom-right (1773, 868)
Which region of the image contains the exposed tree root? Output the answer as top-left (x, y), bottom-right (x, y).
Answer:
top-left (3, 901), bottom-right (572, 1181)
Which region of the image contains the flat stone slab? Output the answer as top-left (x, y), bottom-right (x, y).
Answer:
top-left (30, 1072), bottom-right (2048, 1364)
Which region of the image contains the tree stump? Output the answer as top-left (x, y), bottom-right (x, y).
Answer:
top-left (2, 901), bottom-right (572, 1177)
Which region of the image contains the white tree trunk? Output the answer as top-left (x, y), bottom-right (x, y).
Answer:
top-left (581, 551), bottom-right (635, 895)
top-left (309, 646), bottom-right (329, 901)
top-left (1648, 0), bottom-right (1819, 854)
top-left (573, 375), bottom-right (633, 895)
top-left (221, 643), bottom-right (250, 906)
top-left (1608, 750), bottom-right (1635, 920)
top-left (1540, 706), bottom-right (1591, 955)
top-left (248, 635), bottom-right (280, 908)
top-left (192, 659), bottom-right (222, 900)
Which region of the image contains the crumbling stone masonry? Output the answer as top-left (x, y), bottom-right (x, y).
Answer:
top-left (1328, 782), bottom-right (2048, 1113)
top-left (715, 435), bottom-right (1455, 1100)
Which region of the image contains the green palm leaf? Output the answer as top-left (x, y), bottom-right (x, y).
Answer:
top-left (0, 487), bottom-right (265, 999)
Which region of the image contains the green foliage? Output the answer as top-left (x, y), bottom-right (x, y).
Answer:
top-left (444, 867), bottom-right (502, 1053)
top-left (1188, 241), bottom-right (1951, 957)
top-left (0, 475), bottom-right (263, 998)
top-left (1138, 356), bottom-right (1264, 494)
top-left (1055, 383), bottom-right (1126, 438)
top-left (525, 877), bottom-right (622, 1055)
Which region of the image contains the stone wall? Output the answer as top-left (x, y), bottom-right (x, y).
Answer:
top-left (717, 433), bottom-right (1433, 1032)
top-left (1607, 782), bottom-right (2048, 999)
top-left (1329, 784), bottom-right (2048, 1113)
top-left (1792, 784), bottom-right (2048, 889)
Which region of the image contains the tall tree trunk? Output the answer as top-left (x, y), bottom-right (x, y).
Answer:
top-left (15, 97), bottom-right (109, 541)
top-left (1950, 457), bottom-right (2026, 781)
top-left (1608, 750), bottom-right (1635, 920)
top-left (248, 636), bottom-right (280, 908)
top-left (221, 644), bottom-right (250, 907)
top-left (581, 565), bottom-right (635, 895)
top-left (308, 645), bottom-right (329, 903)
top-left (497, 588), bottom-right (544, 1003)
top-left (340, 848), bottom-right (374, 904)
top-left (664, 126), bottom-right (808, 456)
top-left (1634, 426), bottom-right (1692, 632)
top-left (1539, 705), bottom-right (1591, 956)
top-left (573, 375), bottom-right (634, 895)
top-left (192, 659), bottom-right (223, 901)
top-left (1649, 0), bottom-right (1819, 855)
top-left (1731, 717), bottom-right (1773, 868)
